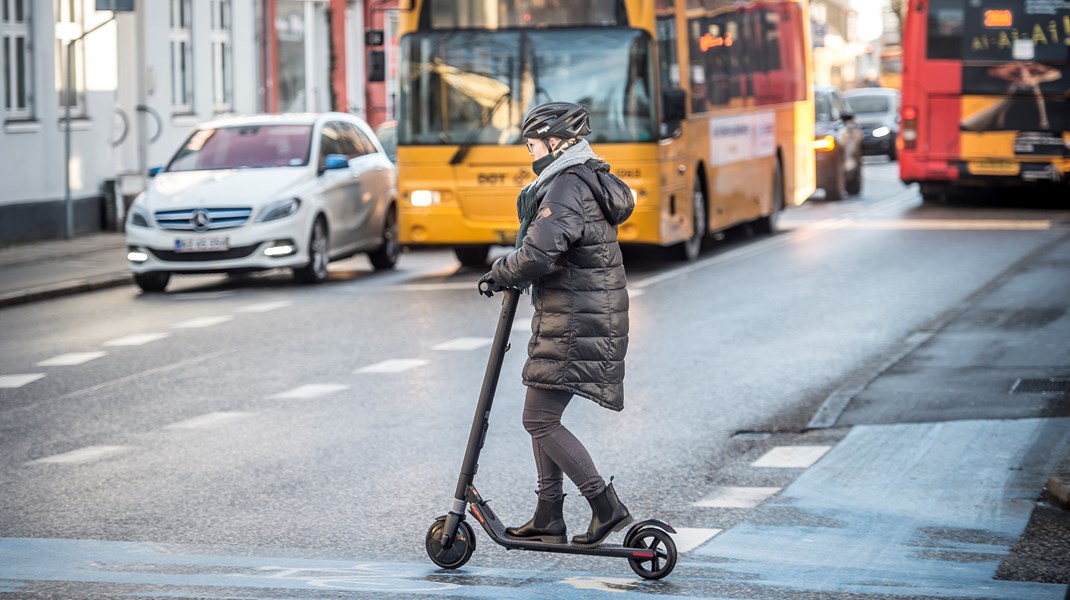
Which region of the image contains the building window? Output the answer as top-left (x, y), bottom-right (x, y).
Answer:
top-left (211, 0), bottom-right (232, 112)
top-left (170, 0), bottom-right (193, 112)
top-left (55, 0), bottom-right (85, 116)
top-left (3, 0), bottom-right (33, 119)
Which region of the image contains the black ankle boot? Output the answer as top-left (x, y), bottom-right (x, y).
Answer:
top-left (506, 495), bottom-right (567, 544)
top-left (571, 482), bottom-right (633, 547)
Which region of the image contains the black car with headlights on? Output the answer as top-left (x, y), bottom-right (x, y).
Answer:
top-left (813, 85), bottom-right (863, 201)
top-left (845, 87), bottom-right (900, 160)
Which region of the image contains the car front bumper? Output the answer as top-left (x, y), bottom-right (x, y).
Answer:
top-left (126, 212), bottom-right (313, 274)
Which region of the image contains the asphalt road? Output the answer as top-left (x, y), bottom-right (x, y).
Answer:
top-left (1, 160), bottom-right (1068, 599)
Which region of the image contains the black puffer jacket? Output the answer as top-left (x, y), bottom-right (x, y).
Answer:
top-left (491, 159), bottom-right (634, 411)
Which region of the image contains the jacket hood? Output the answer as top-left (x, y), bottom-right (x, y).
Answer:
top-left (583, 160), bottom-right (634, 225)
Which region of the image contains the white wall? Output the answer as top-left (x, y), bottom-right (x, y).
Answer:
top-left (0, 0), bottom-right (262, 210)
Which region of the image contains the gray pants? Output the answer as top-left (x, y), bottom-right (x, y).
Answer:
top-left (523, 386), bottom-right (606, 501)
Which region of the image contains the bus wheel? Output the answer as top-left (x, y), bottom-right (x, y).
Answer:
top-left (754, 158), bottom-right (784, 235)
top-left (671, 175), bottom-right (707, 261)
top-left (454, 245), bottom-right (490, 268)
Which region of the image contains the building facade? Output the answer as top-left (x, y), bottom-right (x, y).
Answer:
top-left (0, 0), bottom-right (397, 245)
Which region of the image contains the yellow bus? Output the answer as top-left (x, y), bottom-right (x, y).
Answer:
top-left (395, 0), bottom-right (815, 265)
top-left (879, 45), bottom-right (903, 90)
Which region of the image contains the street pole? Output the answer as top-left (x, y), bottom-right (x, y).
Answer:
top-left (63, 16), bottom-right (115, 240)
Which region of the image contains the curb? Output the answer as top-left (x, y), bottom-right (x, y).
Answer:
top-left (1044, 439), bottom-right (1070, 510)
top-left (0, 272), bottom-right (132, 309)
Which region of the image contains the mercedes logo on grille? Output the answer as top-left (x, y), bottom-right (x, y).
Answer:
top-left (191, 209), bottom-right (211, 232)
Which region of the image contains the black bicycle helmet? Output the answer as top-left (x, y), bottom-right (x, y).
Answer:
top-left (521, 102), bottom-right (591, 139)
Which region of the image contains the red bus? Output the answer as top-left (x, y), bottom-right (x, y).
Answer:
top-left (899, 0), bottom-right (1070, 201)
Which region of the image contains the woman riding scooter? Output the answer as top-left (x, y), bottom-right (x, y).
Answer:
top-left (478, 102), bottom-right (636, 547)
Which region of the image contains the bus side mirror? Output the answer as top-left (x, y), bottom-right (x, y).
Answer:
top-left (663, 88), bottom-right (687, 124)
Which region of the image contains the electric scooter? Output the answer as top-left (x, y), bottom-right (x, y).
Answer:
top-left (424, 285), bottom-right (678, 580)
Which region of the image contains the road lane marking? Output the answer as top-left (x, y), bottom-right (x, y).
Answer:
top-left (628, 288), bottom-right (645, 298)
top-left (172, 316), bottom-right (234, 328)
top-left (432, 337), bottom-right (492, 351)
top-left (0, 374), bottom-right (46, 388)
top-left (103, 332), bottom-right (170, 346)
top-left (671, 527), bottom-right (724, 552)
top-left (270, 384), bottom-right (349, 399)
top-left (34, 352), bottom-right (107, 367)
top-left (237, 301), bottom-right (291, 313)
top-left (839, 219), bottom-right (1051, 230)
top-left (751, 446), bottom-right (831, 469)
top-left (2, 352), bottom-right (228, 417)
top-left (355, 359), bottom-right (429, 373)
top-left (693, 486), bottom-right (782, 508)
top-left (164, 411), bottom-right (254, 430)
top-left (29, 445), bottom-right (132, 465)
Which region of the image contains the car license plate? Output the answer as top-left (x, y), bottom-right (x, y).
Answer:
top-left (174, 236), bottom-right (229, 253)
top-left (967, 160), bottom-right (1019, 176)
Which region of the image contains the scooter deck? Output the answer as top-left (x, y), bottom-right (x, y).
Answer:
top-left (466, 486), bottom-right (674, 559)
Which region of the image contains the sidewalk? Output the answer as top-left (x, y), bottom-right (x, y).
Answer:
top-left (0, 232), bottom-right (130, 308)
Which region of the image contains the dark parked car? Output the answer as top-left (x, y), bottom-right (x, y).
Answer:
top-left (845, 87), bottom-right (900, 160)
top-left (813, 85), bottom-right (863, 201)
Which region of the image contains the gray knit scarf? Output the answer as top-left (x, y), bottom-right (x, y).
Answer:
top-left (513, 139), bottom-right (599, 299)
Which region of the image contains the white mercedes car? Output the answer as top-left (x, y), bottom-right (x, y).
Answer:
top-left (125, 113), bottom-right (400, 292)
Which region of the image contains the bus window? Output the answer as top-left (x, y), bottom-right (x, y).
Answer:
top-left (927, 0), bottom-right (965, 59)
top-left (424, 0), bottom-right (627, 29)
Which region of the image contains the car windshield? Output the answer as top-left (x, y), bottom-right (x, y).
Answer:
top-left (167, 124), bottom-right (314, 172)
top-left (814, 92), bottom-right (833, 121)
top-left (846, 95), bottom-right (891, 114)
top-left (398, 28), bottom-right (657, 145)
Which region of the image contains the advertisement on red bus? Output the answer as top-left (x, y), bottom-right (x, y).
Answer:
top-left (900, 0), bottom-right (1070, 199)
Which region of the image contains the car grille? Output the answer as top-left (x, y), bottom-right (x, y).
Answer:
top-left (155, 207), bottom-right (253, 231)
top-left (149, 244), bottom-right (260, 262)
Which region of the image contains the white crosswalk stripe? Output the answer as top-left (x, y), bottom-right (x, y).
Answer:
top-left (29, 445), bottom-right (132, 465)
top-left (0, 373), bottom-right (46, 388)
top-left (103, 333), bottom-right (170, 347)
top-left (432, 337), bottom-right (492, 351)
top-left (172, 316), bottom-right (234, 328)
top-left (270, 384), bottom-right (349, 399)
top-left (751, 446), bottom-right (831, 469)
top-left (35, 352), bottom-right (107, 367)
top-left (355, 359), bottom-right (428, 373)
top-left (693, 486), bottom-right (781, 508)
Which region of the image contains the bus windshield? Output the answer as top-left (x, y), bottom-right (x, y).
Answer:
top-left (398, 28), bottom-right (657, 146)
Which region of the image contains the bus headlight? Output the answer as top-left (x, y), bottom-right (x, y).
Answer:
top-left (814, 135), bottom-right (836, 152)
top-left (410, 190), bottom-right (441, 207)
top-left (872, 126), bottom-right (891, 138)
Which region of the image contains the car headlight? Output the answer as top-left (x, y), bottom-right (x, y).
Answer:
top-left (128, 206), bottom-right (152, 228)
top-left (258, 198), bottom-right (301, 222)
top-left (872, 126), bottom-right (891, 138)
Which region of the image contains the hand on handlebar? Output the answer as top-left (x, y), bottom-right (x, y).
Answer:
top-left (478, 272), bottom-right (507, 297)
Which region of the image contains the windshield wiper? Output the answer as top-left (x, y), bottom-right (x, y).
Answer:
top-left (449, 91), bottom-right (512, 166)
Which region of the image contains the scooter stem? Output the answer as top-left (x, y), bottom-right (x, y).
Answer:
top-left (440, 287), bottom-right (521, 547)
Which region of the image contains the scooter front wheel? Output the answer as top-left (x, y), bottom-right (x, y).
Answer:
top-left (625, 527), bottom-right (677, 580)
top-left (425, 515), bottom-right (476, 569)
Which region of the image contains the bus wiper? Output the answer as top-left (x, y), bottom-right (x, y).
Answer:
top-left (450, 92), bottom-right (511, 166)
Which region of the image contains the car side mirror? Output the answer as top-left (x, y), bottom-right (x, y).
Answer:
top-left (841, 112), bottom-right (855, 122)
top-left (324, 154), bottom-right (350, 171)
top-left (148, 165), bottom-right (163, 178)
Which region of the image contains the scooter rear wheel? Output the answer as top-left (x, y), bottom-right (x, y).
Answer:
top-left (625, 527), bottom-right (677, 580)
top-left (425, 515), bottom-right (476, 569)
